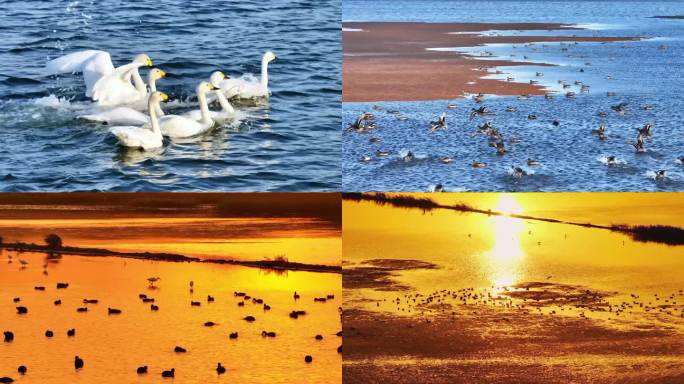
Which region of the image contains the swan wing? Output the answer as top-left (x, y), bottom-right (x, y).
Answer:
top-left (181, 109), bottom-right (221, 122)
top-left (159, 115), bottom-right (210, 138)
top-left (110, 126), bottom-right (162, 150)
top-left (91, 69), bottom-right (141, 106)
top-left (45, 50), bottom-right (113, 75)
top-left (79, 107), bottom-right (149, 126)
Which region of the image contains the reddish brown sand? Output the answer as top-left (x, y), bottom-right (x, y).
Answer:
top-left (343, 22), bottom-right (637, 102)
top-left (343, 308), bottom-right (684, 384)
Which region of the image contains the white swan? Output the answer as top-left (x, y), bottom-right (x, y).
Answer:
top-left (46, 50), bottom-right (153, 106)
top-left (216, 51), bottom-right (276, 99)
top-left (183, 71), bottom-right (238, 124)
top-left (110, 91), bottom-right (167, 150)
top-left (158, 82), bottom-right (216, 138)
top-left (79, 68), bottom-right (167, 125)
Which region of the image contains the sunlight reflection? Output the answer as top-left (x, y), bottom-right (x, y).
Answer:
top-left (486, 195), bottom-right (526, 293)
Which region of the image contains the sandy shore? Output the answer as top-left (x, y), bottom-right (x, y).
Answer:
top-left (343, 308), bottom-right (684, 383)
top-left (343, 22), bottom-right (637, 102)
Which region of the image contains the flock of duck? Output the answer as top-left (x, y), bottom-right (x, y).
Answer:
top-left (1, 273), bottom-right (341, 382)
top-left (44, 50), bottom-right (277, 150)
top-left (346, 42), bottom-right (680, 189)
top-left (377, 284), bottom-right (684, 324)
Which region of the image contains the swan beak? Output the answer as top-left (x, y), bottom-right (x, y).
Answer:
top-left (208, 84), bottom-right (217, 90)
top-left (159, 70), bottom-right (167, 78)
top-left (159, 92), bottom-right (169, 102)
top-left (146, 58), bottom-right (153, 67)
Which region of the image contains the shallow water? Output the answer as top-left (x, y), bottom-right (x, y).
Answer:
top-left (0, 0), bottom-right (341, 191)
top-left (342, 1), bottom-right (684, 192)
top-left (0, 252), bottom-right (342, 383)
top-left (343, 195), bottom-right (684, 332)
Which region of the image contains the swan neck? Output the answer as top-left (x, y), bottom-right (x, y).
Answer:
top-left (148, 73), bottom-right (157, 93)
top-left (198, 89), bottom-right (212, 124)
top-left (216, 90), bottom-right (234, 113)
top-left (131, 68), bottom-right (147, 94)
top-left (148, 99), bottom-right (161, 136)
top-left (261, 58), bottom-right (269, 88)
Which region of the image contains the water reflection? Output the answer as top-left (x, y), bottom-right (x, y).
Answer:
top-left (484, 195), bottom-right (525, 293)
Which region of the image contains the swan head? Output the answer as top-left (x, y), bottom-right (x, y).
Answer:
top-left (149, 68), bottom-right (167, 81)
top-left (263, 51), bottom-right (277, 63)
top-left (134, 54), bottom-right (153, 67)
top-left (197, 81), bottom-right (216, 95)
top-left (209, 71), bottom-right (228, 88)
top-left (149, 91), bottom-right (169, 103)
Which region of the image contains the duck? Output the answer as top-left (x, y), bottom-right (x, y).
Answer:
top-left (67, 328), bottom-right (76, 337)
top-left (107, 308), bottom-right (122, 315)
top-left (216, 363), bottom-right (226, 375)
top-left (17, 366), bottom-right (26, 375)
top-left (74, 356), bottom-right (84, 369)
top-left (109, 91), bottom-right (167, 150)
top-left (174, 346), bottom-right (187, 353)
top-left (472, 161), bottom-right (486, 168)
top-left (490, 141), bottom-right (506, 155)
top-left (611, 102), bottom-right (627, 114)
top-left (633, 136), bottom-right (646, 152)
top-left (511, 166), bottom-right (527, 178)
top-left (304, 355), bottom-right (313, 363)
top-left (432, 184), bottom-right (444, 192)
top-left (137, 366), bottom-right (148, 374)
top-left (158, 82), bottom-right (217, 138)
top-left (359, 155), bottom-right (371, 163)
top-left (429, 112), bottom-right (447, 132)
top-left (527, 159), bottom-right (540, 166)
top-left (216, 51), bottom-right (277, 99)
top-left (654, 170), bottom-right (667, 180)
top-left (470, 106), bottom-right (495, 120)
top-left (3, 331), bottom-right (14, 342)
top-left (637, 123), bottom-right (653, 137)
top-left (402, 151), bottom-right (415, 162)
top-left (376, 150), bottom-right (389, 157)
top-left (16, 307), bottom-right (27, 314)
top-left (161, 368), bottom-right (175, 378)
top-left (439, 157), bottom-right (453, 164)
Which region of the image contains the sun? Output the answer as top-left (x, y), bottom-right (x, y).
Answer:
top-left (496, 194), bottom-right (523, 215)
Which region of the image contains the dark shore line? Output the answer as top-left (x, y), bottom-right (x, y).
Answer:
top-left (343, 193), bottom-right (684, 246)
top-left (0, 242), bottom-right (341, 274)
top-left (651, 16), bottom-right (684, 20)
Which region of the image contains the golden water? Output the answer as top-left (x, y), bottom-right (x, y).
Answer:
top-left (0, 252), bottom-right (342, 383)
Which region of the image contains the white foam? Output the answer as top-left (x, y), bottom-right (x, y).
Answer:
top-left (342, 28), bottom-right (365, 32)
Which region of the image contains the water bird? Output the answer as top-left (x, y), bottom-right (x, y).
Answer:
top-left (611, 102), bottom-right (627, 114)
top-left (137, 366), bottom-right (147, 374)
top-left (191, 301), bottom-right (201, 306)
top-left (16, 307), bottom-right (27, 314)
top-left (472, 161), bottom-right (486, 168)
top-left (229, 332), bottom-right (238, 339)
top-left (12, 297), bottom-right (19, 303)
top-left (359, 155), bottom-right (371, 163)
top-left (527, 159), bottom-right (540, 166)
top-left (429, 112), bottom-right (447, 132)
top-left (45, 330), bottom-right (53, 337)
top-left (207, 295), bottom-right (214, 302)
top-left (161, 368), bottom-right (175, 378)
top-left (83, 299), bottom-right (98, 304)
top-left (78, 68), bottom-right (168, 125)
top-left (402, 151), bottom-right (415, 162)
top-left (17, 367), bottom-right (26, 375)
top-left (146, 277), bottom-right (161, 287)
top-left (243, 316), bottom-right (256, 322)
top-left (3, 331), bottom-right (13, 342)
top-left (305, 355), bottom-right (313, 363)
top-left (216, 363), bottom-right (226, 375)
top-left (214, 51), bottom-right (277, 99)
top-left (527, 114), bottom-right (537, 120)
top-left (67, 328), bottom-right (76, 337)
top-left (637, 123), bottom-right (653, 137)
top-left (150, 304), bottom-right (159, 311)
top-left (0, 378), bottom-right (13, 383)
top-left (632, 136), bottom-right (646, 152)
top-left (54, 300), bottom-right (61, 305)
top-left (45, 51), bottom-right (154, 106)
top-left (552, 120), bottom-right (560, 127)
top-left (204, 321), bottom-right (216, 327)
top-left (347, 112), bottom-right (375, 133)
top-left (294, 292), bottom-right (300, 300)
top-left (535, 72), bottom-right (543, 77)
top-left (174, 346), bottom-right (187, 353)
top-left (439, 157), bottom-right (453, 164)
top-left (76, 307), bottom-right (88, 312)
top-left (108, 308), bottom-right (122, 315)
top-left (470, 106), bottom-right (495, 120)
top-left (505, 106), bottom-right (517, 112)
top-left (376, 150), bottom-right (389, 157)
top-left (56, 282), bottom-right (69, 289)
top-left (432, 184), bottom-right (444, 192)
top-left (510, 166), bottom-right (527, 178)
top-left (34, 286), bottom-right (45, 291)
top-left (261, 331), bottom-right (276, 337)
top-left (110, 92), bottom-right (167, 150)
top-left (490, 141), bottom-right (506, 155)
top-left (654, 170), bottom-right (667, 180)
top-left (369, 137), bottom-right (381, 143)
top-left (158, 83), bottom-right (218, 138)
top-left (74, 356), bottom-right (84, 369)
top-left (315, 335), bottom-right (323, 340)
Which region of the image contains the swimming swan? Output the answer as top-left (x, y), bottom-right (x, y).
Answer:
top-left (217, 51), bottom-right (276, 99)
top-left (46, 50), bottom-right (153, 106)
top-left (109, 91), bottom-right (167, 150)
top-left (184, 71), bottom-right (237, 124)
top-left (79, 68), bottom-right (167, 125)
top-left (159, 82), bottom-right (216, 138)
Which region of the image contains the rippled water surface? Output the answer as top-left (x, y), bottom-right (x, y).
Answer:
top-left (0, 252), bottom-right (342, 383)
top-left (342, 0), bottom-right (684, 191)
top-left (0, 0), bottom-right (341, 191)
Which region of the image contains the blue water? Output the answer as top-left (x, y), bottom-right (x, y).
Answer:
top-left (342, 1), bottom-right (684, 191)
top-left (0, 0), bottom-right (341, 191)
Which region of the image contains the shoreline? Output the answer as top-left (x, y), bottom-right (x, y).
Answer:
top-left (343, 22), bottom-right (638, 102)
top-left (0, 242), bottom-right (341, 274)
